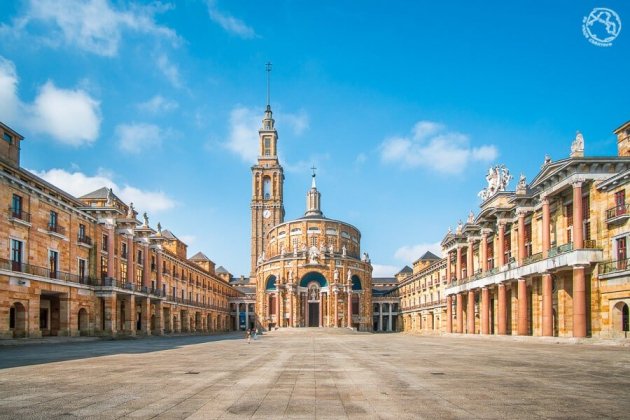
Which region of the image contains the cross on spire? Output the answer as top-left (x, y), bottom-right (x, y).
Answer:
top-left (311, 165), bottom-right (317, 177)
top-left (265, 62), bottom-right (272, 107)
top-left (311, 165), bottom-right (317, 189)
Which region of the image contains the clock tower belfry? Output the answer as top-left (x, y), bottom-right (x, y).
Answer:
top-left (251, 63), bottom-right (284, 276)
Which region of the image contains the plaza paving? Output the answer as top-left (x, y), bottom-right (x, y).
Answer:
top-left (0, 329), bottom-right (629, 419)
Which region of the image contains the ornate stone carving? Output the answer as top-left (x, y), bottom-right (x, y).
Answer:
top-left (571, 131), bottom-right (584, 157)
top-left (143, 212), bottom-right (149, 227)
top-left (308, 246), bottom-right (319, 264)
top-left (478, 165), bottom-right (513, 201)
top-left (127, 202), bottom-right (134, 218)
top-left (157, 222), bottom-right (162, 234)
top-left (106, 188), bottom-right (114, 206)
top-left (342, 245), bottom-right (347, 257)
top-left (516, 173), bottom-right (527, 194)
top-left (467, 210), bottom-right (474, 224)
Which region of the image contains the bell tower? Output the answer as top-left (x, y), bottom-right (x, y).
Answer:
top-left (251, 63), bottom-right (285, 276)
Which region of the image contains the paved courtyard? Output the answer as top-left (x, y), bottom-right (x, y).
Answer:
top-left (0, 329), bottom-right (629, 419)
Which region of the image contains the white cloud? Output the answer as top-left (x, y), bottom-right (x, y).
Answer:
top-left (156, 54), bottom-right (182, 88)
top-left (115, 123), bottom-right (163, 154)
top-left (223, 105), bottom-right (312, 163)
top-left (379, 120), bottom-right (498, 174)
top-left (29, 81), bottom-right (101, 145)
top-left (355, 152), bottom-right (367, 165)
top-left (0, 57), bottom-right (20, 124)
top-left (206, 0), bottom-right (256, 39)
top-left (8, 0), bottom-right (179, 57)
top-left (283, 110), bottom-right (309, 135)
top-left (372, 264), bottom-right (400, 277)
top-left (0, 56), bottom-right (101, 146)
top-left (394, 242), bottom-right (442, 264)
top-left (29, 168), bottom-right (175, 213)
top-left (137, 95), bottom-right (178, 113)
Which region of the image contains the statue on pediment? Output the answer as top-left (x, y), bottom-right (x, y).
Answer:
top-left (478, 164), bottom-right (512, 201)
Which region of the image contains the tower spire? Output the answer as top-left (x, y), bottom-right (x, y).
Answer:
top-left (305, 167), bottom-right (323, 217)
top-left (265, 62), bottom-right (272, 108)
top-left (311, 165), bottom-right (317, 189)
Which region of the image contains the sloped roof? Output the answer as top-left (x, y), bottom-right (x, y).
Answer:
top-left (160, 229), bottom-right (177, 240)
top-left (189, 252), bottom-right (210, 261)
top-left (80, 187), bottom-right (114, 200)
top-left (396, 265), bottom-right (412, 275)
top-left (418, 251), bottom-right (440, 261)
top-left (216, 265), bottom-right (229, 274)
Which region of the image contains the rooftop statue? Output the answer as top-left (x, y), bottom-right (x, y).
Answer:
top-left (478, 164), bottom-right (513, 201)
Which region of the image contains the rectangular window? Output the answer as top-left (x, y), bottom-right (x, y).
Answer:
top-left (49, 250), bottom-right (59, 279)
top-left (102, 234), bottom-right (108, 252)
top-left (79, 223), bottom-right (86, 239)
top-left (11, 194), bottom-right (22, 217)
top-left (615, 189), bottom-right (626, 209)
top-left (151, 255), bottom-right (156, 271)
top-left (504, 232), bottom-right (512, 262)
top-left (524, 223), bottom-right (532, 257)
top-left (137, 250), bottom-right (143, 265)
top-left (3, 132), bottom-right (13, 144)
top-left (49, 211), bottom-right (58, 229)
top-left (136, 268), bottom-right (143, 284)
top-left (100, 256), bottom-right (108, 279)
top-left (120, 263), bottom-right (127, 282)
top-left (121, 243), bottom-right (127, 259)
top-left (10, 239), bottom-right (23, 271)
top-left (264, 137), bottom-right (271, 156)
top-left (78, 259), bottom-right (87, 282)
top-left (617, 237), bottom-right (627, 270)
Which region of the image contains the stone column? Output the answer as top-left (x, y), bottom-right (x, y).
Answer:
top-left (467, 290), bottom-right (475, 334)
top-left (127, 297), bottom-right (136, 336)
top-left (517, 278), bottom-right (528, 335)
top-left (481, 232), bottom-right (488, 273)
top-left (573, 182), bottom-right (584, 249)
top-left (141, 297), bottom-right (151, 335)
top-left (446, 295), bottom-right (453, 333)
top-left (379, 303), bottom-right (383, 332)
top-left (245, 303), bottom-right (250, 330)
top-left (59, 296), bottom-right (72, 336)
top-left (347, 290), bottom-right (352, 328)
top-left (276, 291), bottom-right (281, 328)
top-left (456, 293), bottom-right (463, 333)
top-left (319, 292), bottom-right (323, 327)
top-left (481, 287), bottom-right (490, 335)
top-left (573, 266), bottom-right (587, 337)
top-left (497, 222), bottom-right (505, 267)
top-left (143, 243), bottom-right (150, 289)
top-left (542, 196), bottom-right (551, 258)
top-left (107, 225), bottom-right (116, 282)
top-left (235, 304), bottom-right (240, 330)
top-left (467, 239), bottom-right (474, 278)
top-left (498, 283), bottom-right (507, 335)
top-left (456, 247), bottom-right (462, 280)
top-left (154, 301), bottom-right (164, 335)
top-left (388, 303), bottom-right (393, 332)
top-left (104, 295), bottom-right (117, 335)
top-left (333, 291), bottom-right (338, 328)
top-left (446, 251), bottom-right (451, 283)
top-left (127, 235), bottom-right (134, 285)
top-left (542, 273), bottom-right (553, 336)
top-left (517, 211), bottom-right (526, 264)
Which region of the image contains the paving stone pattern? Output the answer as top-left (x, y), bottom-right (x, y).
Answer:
top-left (0, 329), bottom-right (629, 419)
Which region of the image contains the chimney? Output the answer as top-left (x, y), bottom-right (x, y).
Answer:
top-left (614, 120), bottom-right (630, 157)
top-left (0, 122), bottom-right (24, 167)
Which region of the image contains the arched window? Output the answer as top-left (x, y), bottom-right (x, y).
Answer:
top-left (263, 177), bottom-right (271, 200)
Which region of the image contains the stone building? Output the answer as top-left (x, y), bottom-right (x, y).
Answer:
top-left (440, 125), bottom-right (630, 338)
top-left (251, 105), bottom-right (374, 331)
top-left (1, 121), bottom-right (240, 339)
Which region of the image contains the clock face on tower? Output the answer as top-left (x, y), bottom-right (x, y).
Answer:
top-left (263, 209), bottom-right (271, 219)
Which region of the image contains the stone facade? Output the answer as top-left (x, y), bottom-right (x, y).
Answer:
top-left (251, 106), bottom-right (373, 331)
top-left (396, 123), bottom-right (630, 338)
top-left (1, 122), bottom-right (240, 339)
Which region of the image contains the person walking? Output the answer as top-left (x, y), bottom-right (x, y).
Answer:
top-left (246, 329), bottom-right (251, 344)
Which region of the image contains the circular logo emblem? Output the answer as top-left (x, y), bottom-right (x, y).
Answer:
top-left (583, 8), bottom-right (622, 47)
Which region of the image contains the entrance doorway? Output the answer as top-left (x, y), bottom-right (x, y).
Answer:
top-left (308, 302), bottom-right (319, 327)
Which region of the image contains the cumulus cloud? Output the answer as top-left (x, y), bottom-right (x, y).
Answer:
top-left (29, 81), bottom-right (101, 145)
top-left (115, 123), bottom-right (164, 154)
top-left (156, 54), bottom-right (182, 88)
top-left (379, 120), bottom-right (498, 174)
top-left (5, 0), bottom-right (179, 57)
top-left (394, 242), bottom-right (442, 264)
top-left (137, 95), bottom-right (178, 113)
top-left (29, 168), bottom-right (175, 213)
top-left (223, 105), bottom-right (310, 162)
top-left (372, 264), bottom-right (400, 277)
top-left (206, 0), bottom-right (256, 39)
top-left (0, 56), bottom-right (101, 146)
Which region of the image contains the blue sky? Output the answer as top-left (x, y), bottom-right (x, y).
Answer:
top-left (1, 0), bottom-right (628, 277)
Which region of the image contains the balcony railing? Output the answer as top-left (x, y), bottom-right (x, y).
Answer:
top-left (522, 252), bottom-right (543, 265)
top-left (47, 223), bottom-right (66, 235)
top-left (548, 242), bottom-right (573, 257)
top-left (584, 239), bottom-right (597, 249)
top-left (8, 207), bottom-right (31, 223)
top-left (77, 234), bottom-right (92, 245)
top-left (0, 257), bottom-right (98, 285)
top-left (600, 258), bottom-right (629, 275)
top-left (605, 203), bottom-right (629, 221)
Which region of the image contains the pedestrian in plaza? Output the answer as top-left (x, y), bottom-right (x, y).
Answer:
top-left (253, 329), bottom-right (257, 340)
top-left (246, 329), bottom-right (251, 344)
